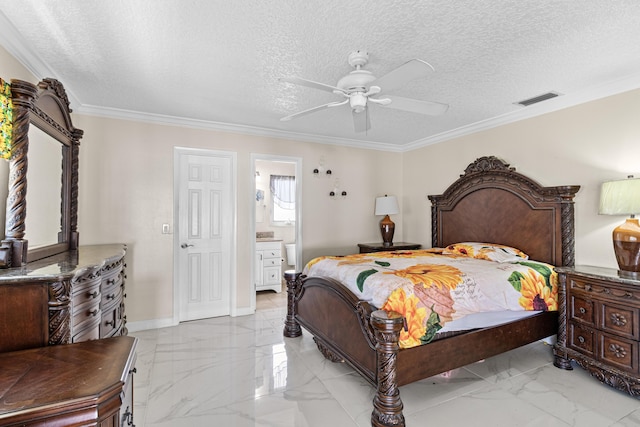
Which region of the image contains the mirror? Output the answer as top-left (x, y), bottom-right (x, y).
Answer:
top-left (25, 126), bottom-right (63, 248)
top-left (0, 78), bottom-right (83, 267)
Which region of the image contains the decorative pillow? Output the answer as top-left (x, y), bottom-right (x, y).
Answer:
top-left (443, 242), bottom-right (528, 263)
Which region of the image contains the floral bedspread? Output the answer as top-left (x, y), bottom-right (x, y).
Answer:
top-left (303, 246), bottom-right (558, 349)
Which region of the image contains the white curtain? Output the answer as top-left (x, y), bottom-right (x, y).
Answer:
top-left (270, 175), bottom-right (295, 210)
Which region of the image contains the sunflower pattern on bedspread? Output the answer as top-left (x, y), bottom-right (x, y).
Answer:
top-left (302, 248), bottom-right (557, 349)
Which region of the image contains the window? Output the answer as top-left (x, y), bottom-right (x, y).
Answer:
top-left (270, 175), bottom-right (295, 224)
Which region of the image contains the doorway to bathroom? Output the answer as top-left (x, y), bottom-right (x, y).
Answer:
top-left (250, 154), bottom-right (302, 312)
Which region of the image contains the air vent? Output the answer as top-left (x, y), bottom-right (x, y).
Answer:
top-left (515, 91), bottom-right (561, 106)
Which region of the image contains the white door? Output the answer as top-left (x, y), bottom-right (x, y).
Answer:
top-left (177, 151), bottom-right (234, 321)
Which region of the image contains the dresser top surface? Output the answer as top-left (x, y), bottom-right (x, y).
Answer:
top-left (556, 265), bottom-right (640, 286)
top-left (0, 244), bottom-right (126, 283)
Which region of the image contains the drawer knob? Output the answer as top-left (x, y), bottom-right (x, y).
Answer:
top-left (87, 290), bottom-right (99, 298)
top-left (105, 320), bottom-right (115, 327)
top-left (107, 278), bottom-right (115, 285)
top-left (577, 336), bottom-right (585, 344)
top-left (579, 307), bottom-right (586, 314)
top-left (107, 293), bottom-right (117, 300)
top-left (88, 308), bottom-right (99, 316)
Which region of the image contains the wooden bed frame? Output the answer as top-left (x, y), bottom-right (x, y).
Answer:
top-left (283, 156), bottom-right (580, 426)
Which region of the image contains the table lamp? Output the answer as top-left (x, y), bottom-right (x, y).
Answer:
top-left (374, 195), bottom-right (399, 247)
top-left (599, 176), bottom-right (640, 278)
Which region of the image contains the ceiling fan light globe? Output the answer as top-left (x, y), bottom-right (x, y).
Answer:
top-left (350, 93), bottom-right (367, 111)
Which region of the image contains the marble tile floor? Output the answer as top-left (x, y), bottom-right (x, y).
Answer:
top-left (131, 289), bottom-right (640, 426)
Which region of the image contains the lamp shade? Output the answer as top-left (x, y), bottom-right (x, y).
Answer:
top-left (375, 195), bottom-right (399, 216)
top-left (599, 177), bottom-right (640, 215)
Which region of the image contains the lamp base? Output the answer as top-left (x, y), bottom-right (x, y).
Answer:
top-left (613, 218), bottom-right (640, 278)
top-left (380, 215), bottom-right (395, 247)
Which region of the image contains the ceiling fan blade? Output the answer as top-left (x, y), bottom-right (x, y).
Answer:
top-left (280, 99), bottom-right (348, 122)
top-left (352, 108), bottom-right (370, 133)
top-left (371, 59), bottom-right (435, 94)
top-left (382, 95), bottom-right (449, 116)
top-left (280, 76), bottom-right (346, 94)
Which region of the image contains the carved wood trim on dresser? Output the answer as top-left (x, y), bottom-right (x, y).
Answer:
top-left (554, 266), bottom-right (640, 396)
top-left (0, 244), bottom-right (128, 353)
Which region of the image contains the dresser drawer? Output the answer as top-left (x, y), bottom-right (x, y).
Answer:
top-left (568, 321), bottom-right (595, 357)
top-left (71, 281), bottom-right (101, 308)
top-left (569, 293), bottom-right (594, 325)
top-left (599, 331), bottom-right (638, 373)
top-left (72, 299), bottom-right (101, 330)
top-left (569, 276), bottom-right (638, 304)
top-left (599, 301), bottom-right (638, 340)
top-left (102, 269), bottom-right (122, 289)
top-left (101, 281), bottom-right (123, 307)
top-left (101, 301), bottom-right (123, 338)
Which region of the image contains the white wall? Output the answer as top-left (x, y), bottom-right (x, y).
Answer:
top-left (402, 89), bottom-right (640, 270)
top-left (72, 114), bottom-right (403, 324)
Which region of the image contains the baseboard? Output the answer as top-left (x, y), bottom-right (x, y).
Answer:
top-left (126, 309), bottom-right (256, 332)
top-left (127, 317), bottom-right (177, 333)
top-left (232, 306), bottom-right (255, 317)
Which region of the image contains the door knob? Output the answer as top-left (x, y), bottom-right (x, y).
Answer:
top-left (181, 243), bottom-right (194, 249)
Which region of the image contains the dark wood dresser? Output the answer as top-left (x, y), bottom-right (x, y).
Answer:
top-left (0, 244), bottom-right (128, 353)
top-left (357, 242), bottom-right (421, 253)
top-left (0, 336), bottom-right (137, 426)
top-left (554, 265), bottom-right (640, 396)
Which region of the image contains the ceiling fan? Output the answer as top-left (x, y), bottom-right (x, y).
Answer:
top-left (279, 50), bottom-right (449, 132)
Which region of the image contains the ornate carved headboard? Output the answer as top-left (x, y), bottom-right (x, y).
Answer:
top-left (428, 156), bottom-right (580, 267)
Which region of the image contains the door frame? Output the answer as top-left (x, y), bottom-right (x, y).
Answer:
top-left (173, 147), bottom-right (237, 324)
top-left (250, 153), bottom-right (302, 312)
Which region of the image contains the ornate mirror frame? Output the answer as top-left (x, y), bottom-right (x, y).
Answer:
top-left (0, 78), bottom-right (83, 267)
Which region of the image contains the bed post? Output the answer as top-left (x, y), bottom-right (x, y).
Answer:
top-left (371, 310), bottom-right (405, 427)
top-left (553, 272), bottom-right (573, 369)
top-left (283, 270), bottom-right (302, 338)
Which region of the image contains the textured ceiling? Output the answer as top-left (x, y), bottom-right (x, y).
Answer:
top-left (1, 1), bottom-right (640, 151)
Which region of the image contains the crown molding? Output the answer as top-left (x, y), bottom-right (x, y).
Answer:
top-left (75, 103), bottom-right (404, 152)
top-left (403, 72), bottom-right (640, 152)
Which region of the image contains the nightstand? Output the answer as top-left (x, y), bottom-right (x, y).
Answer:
top-left (553, 265), bottom-right (640, 396)
top-left (357, 242), bottom-right (421, 253)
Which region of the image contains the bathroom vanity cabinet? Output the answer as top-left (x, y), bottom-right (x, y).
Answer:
top-left (255, 240), bottom-right (283, 293)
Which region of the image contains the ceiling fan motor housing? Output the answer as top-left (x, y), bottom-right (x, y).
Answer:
top-left (337, 70), bottom-right (376, 91)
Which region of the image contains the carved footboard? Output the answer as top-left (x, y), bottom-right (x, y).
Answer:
top-left (284, 271), bottom-right (406, 427)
